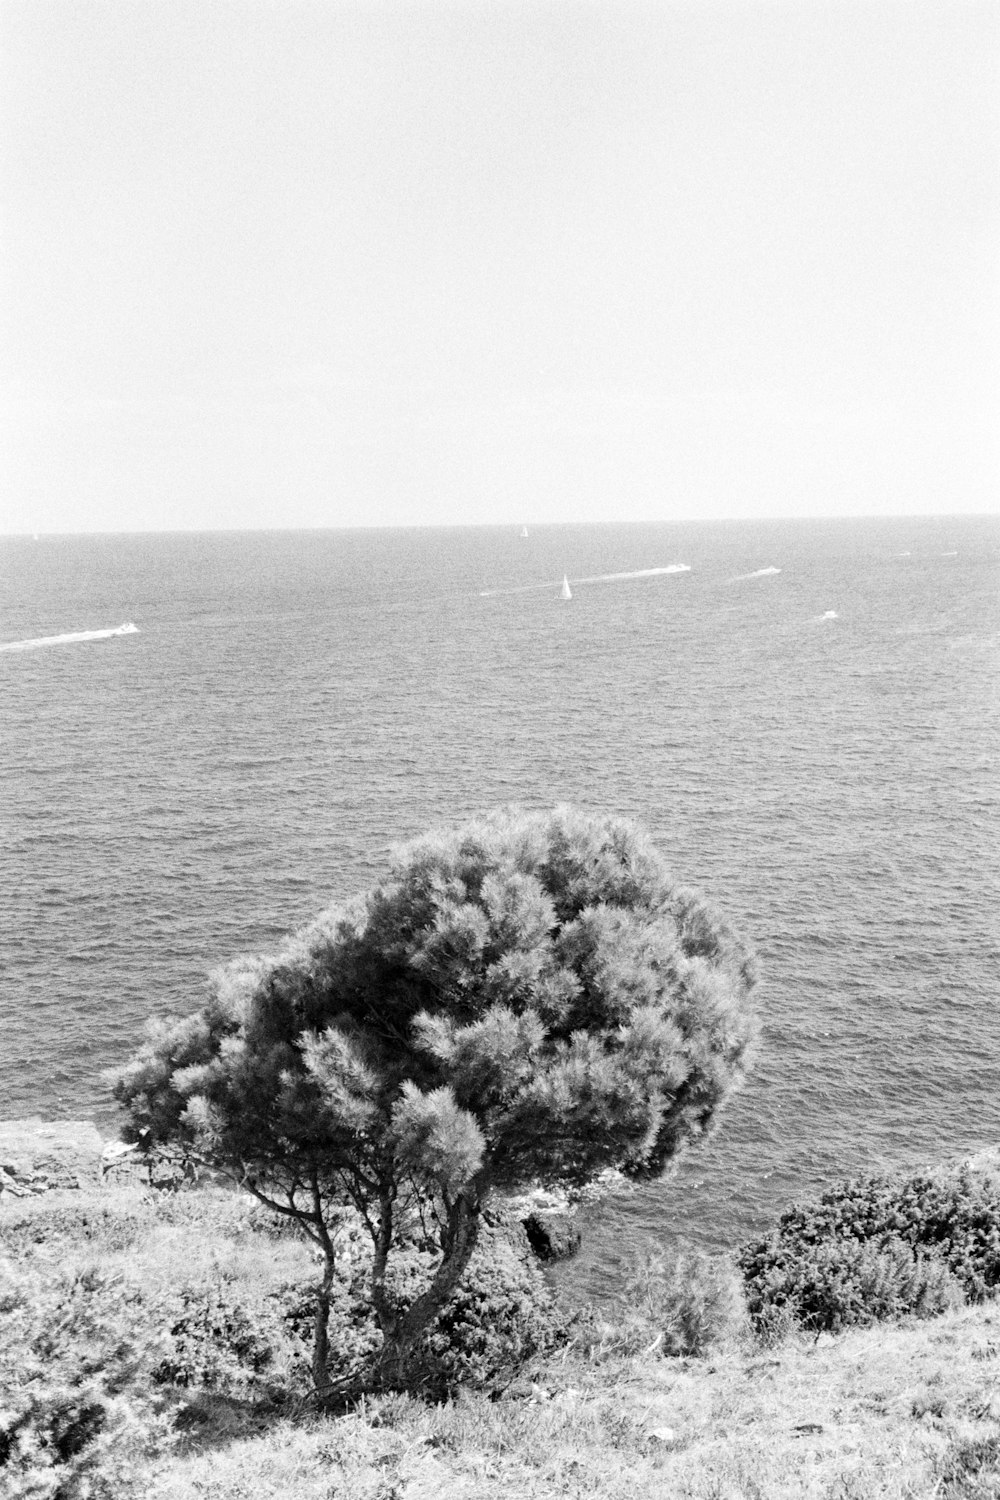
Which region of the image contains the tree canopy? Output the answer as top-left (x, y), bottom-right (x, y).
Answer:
top-left (113, 806), bottom-right (760, 1392)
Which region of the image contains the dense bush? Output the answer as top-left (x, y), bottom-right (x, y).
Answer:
top-left (0, 1257), bottom-right (169, 1499)
top-left (746, 1235), bottom-right (961, 1335)
top-left (739, 1164), bottom-right (1000, 1333)
top-left (407, 1224), bottom-right (570, 1395)
top-left (0, 1199), bottom-right (152, 1259)
top-left (2, 1185), bottom-right (565, 1420)
top-left (151, 1282), bottom-right (300, 1396)
top-left (278, 1222), bottom-right (570, 1398)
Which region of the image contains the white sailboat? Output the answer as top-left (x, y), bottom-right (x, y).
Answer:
top-left (560, 575), bottom-right (572, 600)
top-left (520, 526), bottom-right (529, 538)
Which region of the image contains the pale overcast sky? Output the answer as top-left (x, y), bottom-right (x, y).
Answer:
top-left (2, 1), bottom-right (997, 533)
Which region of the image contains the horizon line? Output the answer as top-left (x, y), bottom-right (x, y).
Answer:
top-left (3, 509), bottom-right (997, 540)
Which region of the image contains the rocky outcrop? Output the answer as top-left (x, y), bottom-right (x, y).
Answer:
top-left (502, 1186), bottom-right (583, 1263)
top-left (0, 1118), bottom-right (104, 1197)
top-left (522, 1209), bottom-right (583, 1262)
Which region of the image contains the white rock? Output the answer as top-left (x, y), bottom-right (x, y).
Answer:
top-left (0, 1119), bottom-right (104, 1194)
top-left (101, 1140), bottom-right (138, 1164)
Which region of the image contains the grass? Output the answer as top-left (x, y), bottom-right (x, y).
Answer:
top-left (141, 1305), bottom-right (1000, 1498)
top-left (5, 1182), bottom-right (1000, 1498)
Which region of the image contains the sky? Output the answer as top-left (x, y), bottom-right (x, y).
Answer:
top-left (1, 0), bottom-right (997, 533)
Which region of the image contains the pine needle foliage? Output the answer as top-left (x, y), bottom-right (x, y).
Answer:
top-left (111, 806), bottom-right (759, 1395)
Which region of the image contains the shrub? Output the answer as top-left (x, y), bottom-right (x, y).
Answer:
top-left (567, 1243), bottom-right (746, 1359)
top-left (0, 1257), bottom-right (169, 1498)
top-left (277, 1275), bottom-right (377, 1387)
top-left (409, 1224), bottom-right (570, 1395)
top-left (0, 1188), bottom-right (563, 1441)
top-left (0, 1187), bottom-right (317, 1495)
top-left (0, 1196), bottom-right (153, 1260)
top-left (621, 1243), bottom-right (746, 1356)
top-left (937, 1433), bottom-right (1000, 1491)
top-left (277, 1222), bottom-right (570, 1398)
top-left (738, 1164), bottom-right (997, 1333)
top-left (749, 1235), bottom-right (960, 1335)
top-left (151, 1281), bottom-right (300, 1396)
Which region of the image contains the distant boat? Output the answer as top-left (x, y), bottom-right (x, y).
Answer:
top-left (560, 575), bottom-right (572, 600)
top-left (0, 621), bottom-right (139, 652)
top-left (520, 526), bottom-right (529, 538)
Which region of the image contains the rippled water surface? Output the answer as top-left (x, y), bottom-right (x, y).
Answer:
top-left (2, 518), bottom-right (998, 1292)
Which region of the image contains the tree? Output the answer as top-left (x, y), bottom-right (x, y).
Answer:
top-left (112, 806), bottom-right (760, 1395)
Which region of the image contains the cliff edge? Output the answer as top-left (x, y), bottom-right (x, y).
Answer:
top-left (0, 1117), bottom-right (104, 1196)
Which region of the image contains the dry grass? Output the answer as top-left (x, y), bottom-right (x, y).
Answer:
top-left (0, 1182), bottom-right (318, 1292)
top-left (7, 1184), bottom-right (1000, 1498)
top-left (145, 1304), bottom-right (1000, 1499)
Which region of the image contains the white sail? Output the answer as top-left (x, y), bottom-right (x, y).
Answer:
top-left (560, 575), bottom-right (572, 600)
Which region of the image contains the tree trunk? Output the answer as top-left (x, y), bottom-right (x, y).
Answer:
top-left (369, 1186), bottom-right (483, 1391)
top-left (308, 1169), bottom-right (339, 1398)
top-left (368, 1186), bottom-right (399, 1343)
top-left (311, 1255), bottom-right (335, 1394)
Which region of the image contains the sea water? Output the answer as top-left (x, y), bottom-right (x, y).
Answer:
top-left (2, 517), bottom-right (998, 1296)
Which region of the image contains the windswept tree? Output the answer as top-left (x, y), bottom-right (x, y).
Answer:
top-left (112, 807), bottom-right (760, 1394)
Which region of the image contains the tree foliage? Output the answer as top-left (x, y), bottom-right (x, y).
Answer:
top-left (112, 806), bottom-right (759, 1393)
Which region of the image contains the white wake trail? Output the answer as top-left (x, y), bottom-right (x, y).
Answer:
top-left (730, 566), bottom-right (782, 582)
top-left (574, 565), bottom-right (691, 585)
top-left (479, 564), bottom-right (690, 598)
top-left (0, 622), bottom-right (140, 653)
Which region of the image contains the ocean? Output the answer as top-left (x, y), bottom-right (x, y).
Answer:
top-left (2, 516), bottom-right (998, 1297)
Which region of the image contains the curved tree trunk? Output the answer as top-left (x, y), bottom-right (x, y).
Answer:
top-left (369, 1185), bottom-right (483, 1391)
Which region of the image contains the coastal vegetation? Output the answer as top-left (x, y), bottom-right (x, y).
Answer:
top-left (5, 806), bottom-right (999, 1494)
top-left (109, 807), bottom-right (760, 1398)
top-left (4, 1160), bottom-right (1000, 1497)
top-left (740, 1165), bottom-right (1000, 1336)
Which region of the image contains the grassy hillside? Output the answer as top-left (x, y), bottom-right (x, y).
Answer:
top-left (3, 1180), bottom-right (1000, 1498)
top-left (148, 1306), bottom-right (1000, 1499)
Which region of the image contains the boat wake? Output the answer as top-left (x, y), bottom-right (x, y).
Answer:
top-left (0, 622), bottom-right (140, 653)
top-left (730, 566), bottom-right (782, 582)
top-left (479, 565), bottom-right (690, 598)
top-left (574, 565), bottom-right (691, 585)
